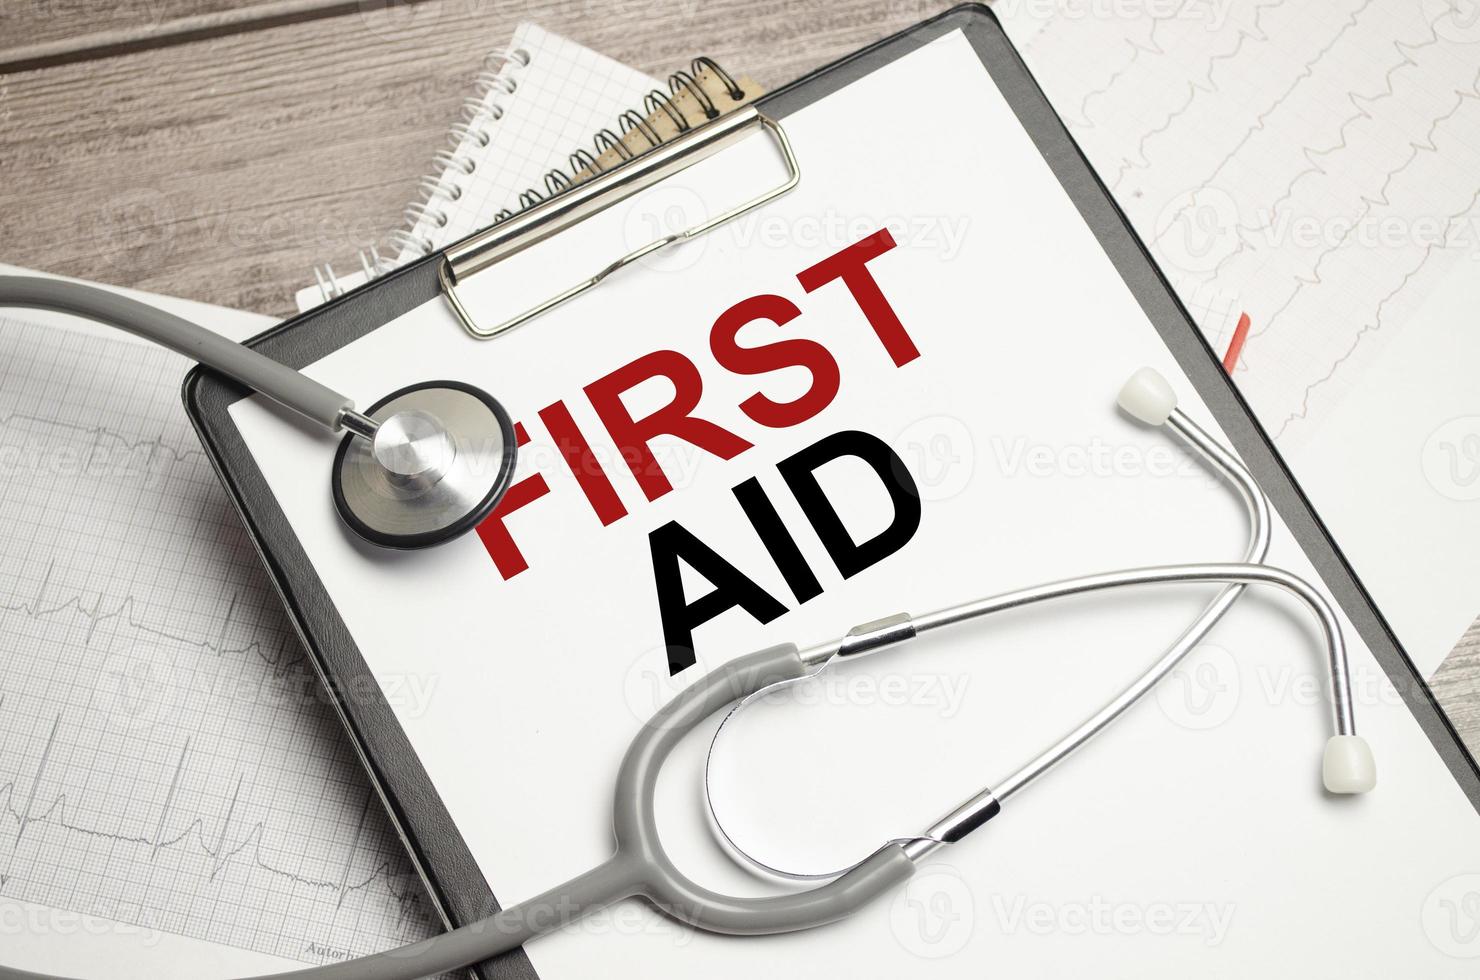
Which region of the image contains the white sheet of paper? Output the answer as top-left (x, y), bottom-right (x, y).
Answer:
top-left (988, 0), bottom-right (1480, 678)
top-left (230, 31), bottom-right (1480, 976)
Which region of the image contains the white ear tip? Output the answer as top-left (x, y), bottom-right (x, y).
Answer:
top-left (1322, 735), bottom-right (1376, 794)
top-left (1116, 367), bottom-right (1178, 426)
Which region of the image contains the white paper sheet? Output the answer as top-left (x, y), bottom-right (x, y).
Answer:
top-left (231, 31), bottom-right (1480, 977)
top-left (991, 0), bottom-right (1480, 677)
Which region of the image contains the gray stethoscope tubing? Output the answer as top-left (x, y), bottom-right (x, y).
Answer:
top-left (0, 276), bottom-right (518, 547)
top-left (0, 276), bottom-right (371, 436)
top-left (705, 399), bottom-right (1292, 880)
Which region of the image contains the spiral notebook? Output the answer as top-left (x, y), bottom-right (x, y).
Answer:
top-left (294, 24), bottom-right (754, 311)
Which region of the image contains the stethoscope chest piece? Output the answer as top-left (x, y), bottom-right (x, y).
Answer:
top-left (332, 380), bottom-right (517, 548)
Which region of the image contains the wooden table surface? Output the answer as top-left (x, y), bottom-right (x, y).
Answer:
top-left (2, 0), bottom-right (1478, 760)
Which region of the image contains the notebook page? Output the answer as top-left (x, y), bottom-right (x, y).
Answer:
top-left (293, 24), bottom-right (657, 311)
top-left (990, 0), bottom-right (1480, 675)
top-left (231, 29), bottom-right (1480, 977)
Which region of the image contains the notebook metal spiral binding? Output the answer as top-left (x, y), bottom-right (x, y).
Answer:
top-left (309, 52), bottom-right (758, 307)
top-left (499, 57), bottom-right (751, 217)
top-left (309, 46), bottom-right (533, 304)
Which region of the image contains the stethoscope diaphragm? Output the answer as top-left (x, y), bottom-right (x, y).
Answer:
top-left (332, 380), bottom-right (517, 549)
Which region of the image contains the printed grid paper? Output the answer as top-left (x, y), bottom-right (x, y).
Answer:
top-left (0, 314), bottom-right (445, 966)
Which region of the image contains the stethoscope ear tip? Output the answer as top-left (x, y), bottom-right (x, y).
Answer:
top-left (1322, 735), bottom-right (1377, 794)
top-left (1117, 366), bottom-right (1178, 427)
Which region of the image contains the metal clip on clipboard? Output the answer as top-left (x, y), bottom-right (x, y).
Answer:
top-left (438, 106), bottom-right (800, 339)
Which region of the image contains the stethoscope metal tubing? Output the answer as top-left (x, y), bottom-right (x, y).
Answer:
top-left (728, 408), bottom-right (1354, 880)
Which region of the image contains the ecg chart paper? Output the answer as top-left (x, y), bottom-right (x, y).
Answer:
top-left (0, 274), bottom-right (447, 971)
top-left (989, 0), bottom-right (1480, 675)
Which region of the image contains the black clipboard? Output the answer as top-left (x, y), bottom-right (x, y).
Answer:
top-left (185, 7), bottom-right (1480, 978)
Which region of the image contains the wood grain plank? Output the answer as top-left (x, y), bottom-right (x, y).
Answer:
top-left (0, 0), bottom-right (937, 315)
top-left (1430, 617), bottom-right (1480, 759)
top-left (0, 0), bottom-right (357, 68)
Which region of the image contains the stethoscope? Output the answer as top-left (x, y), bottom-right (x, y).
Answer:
top-left (0, 276), bottom-right (519, 549)
top-left (0, 277), bottom-right (1377, 980)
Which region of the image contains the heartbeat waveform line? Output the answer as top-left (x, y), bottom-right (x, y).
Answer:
top-left (0, 406), bottom-right (205, 475)
top-left (1157, 15), bottom-right (1452, 278)
top-left (1067, 1), bottom-right (1186, 131)
top-left (1251, 22), bottom-right (1446, 228)
top-left (335, 792), bottom-right (373, 910)
top-left (1122, 0), bottom-right (1378, 197)
top-left (1112, 0), bottom-right (1282, 183)
top-left (1268, 181), bottom-right (1480, 438)
top-left (0, 714), bottom-right (433, 935)
top-left (1071, 33), bottom-right (1162, 130)
top-left (1251, 68), bottom-right (1480, 344)
top-left (150, 736), bottom-right (189, 862)
top-left (0, 557), bottom-right (307, 680)
top-left (1, 714), bottom-right (58, 887)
